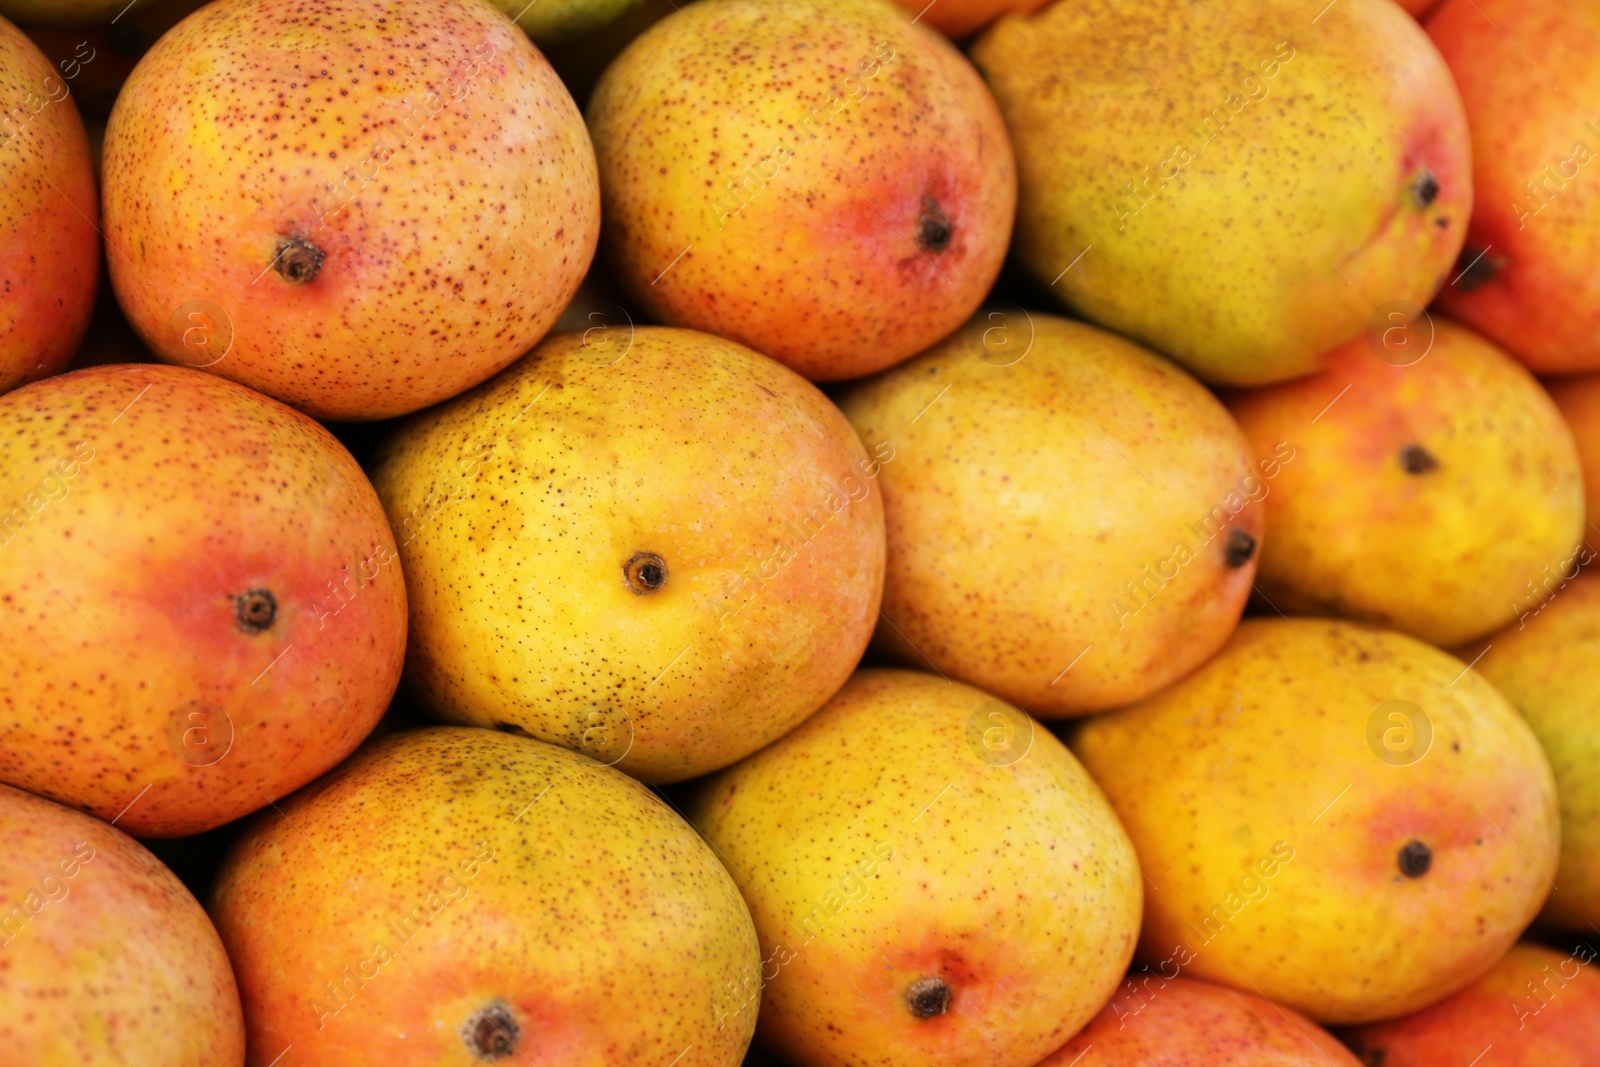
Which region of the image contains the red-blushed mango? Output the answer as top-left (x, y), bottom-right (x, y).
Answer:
top-left (0, 16), bottom-right (98, 396)
top-left (0, 782), bottom-right (244, 1066)
top-left (1227, 316), bottom-right (1584, 647)
top-left (0, 0), bottom-right (131, 24)
top-left (369, 327), bottom-right (885, 783)
top-left (1427, 0), bottom-right (1600, 373)
top-left (1548, 373), bottom-right (1600, 528)
top-left (210, 727), bottom-right (761, 1067)
top-left (686, 669), bottom-right (1143, 1067)
top-left (973, 0), bottom-right (1470, 385)
top-left (1040, 975), bottom-right (1361, 1067)
top-left (1344, 942), bottom-right (1600, 1066)
top-left (587, 0), bottom-right (1015, 382)
top-left (101, 0), bottom-right (599, 421)
top-left (837, 313), bottom-right (1262, 717)
top-left (1070, 618), bottom-right (1560, 1025)
top-left (883, 0), bottom-right (1047, 42)
top-left (0, 364), bottom-right (406, 837)
top-left (1465, 570), bottom-right (1600, 932)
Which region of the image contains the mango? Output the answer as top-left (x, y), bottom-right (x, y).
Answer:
top-left (1428, 0), bottom-right (1600, 373)
top-left (0, 364), bottom-right (406, 837)
top-left (837, 313), bottom-right (1262, 717)
top-left (883, 0), bottom-right (1047, 42)
top-left (687, 669), bottom-right (1142, 1067)
top-left (588, 0), bottom-right (1015, 381)
top-left (1071, 617), bottom-right (1559, 1024)
top-left (972, 0), bottom-right (1470, 385)
top-left (1547, 373), bottom-right (1600, 529)
top-left (1465, 570), bottom-right (1600, 931)
top-left (1344, 942), bottom-right (1600, 1066)
top-left (485, 0), bottom-right (647, 44)
top-left (1227, 316), bottom-right (1584, 647)
top-left (370, 327), bottom-right (885, 783)
top-left (1040, 975), bottom-right (1361, 1066)
top-left (101, 0), bottom-right (599, 420)
top-left (0, 14), bottom-right (98, 396)
top-left (211, 726), bottom-right (760, 1066)
top-left (0, 782), bottom-right (244, 1065)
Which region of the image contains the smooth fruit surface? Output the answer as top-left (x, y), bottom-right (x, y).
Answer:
top-left (837, 313), bottom-right (1262, 717)
top-left (1071, 617), bottom-right (1560, 1024)
top-left (589, 0), bottom-right (1015, 381)
top-left (972, 0), bottom-right (1470, 385)
top-left (1040, 975), bottom-right (1361, 1066)
top-left (0, 15), bottom-right (99, 396)
top-left (1227, 316), bottom-right (1585, 647)
top-left (0, 782), bottom-right (244, 1066)
top-left (1468, 570), bottom-right (1600, 931)
top-left (883, 0), bottom-right (1047, 42)
top-left (102, 0), bottom-right (599, 420)
top-left (1427, 0), bottom-right (1600, 373)
top-left (485, 0), bottom-right (646, 43)
top-left (0, 363), bottom-right (406, 837)
top-left (211, 727), bottom-right (760, 1067)
top-left (1344, 942), bottom-right (1600, 1066)
top-left (370, 327), bottom-right (885, 783)
top-left (1548, 373), bottom-right (1600, 528)
top-left (687, 669), bottom-right (1143, 1067)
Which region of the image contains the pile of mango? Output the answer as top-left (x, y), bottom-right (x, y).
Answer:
top-left (1, 0), bottom-right (1597, 1064)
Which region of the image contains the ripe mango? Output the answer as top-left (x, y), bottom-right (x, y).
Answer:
top-left (687, 669), bottom-right (1142, 1067)
top-left (370, 327), bottom-right (884, 783)
top-left (837, 313), bottom-right (1262, 717)
top-left (0, 364), bottom-right (406, 837)
top-left (1227, 316), bottom-right (1584, 647)
top-left (211, 727), bottom-right (760, 1066)
top-left (0, 782), bottom-right (244, 1065)
top-left (588, 0), bottom-right (1015, 381)
top-left (1548, 373), bottom-right (1600, 528)
top-left (1071, 617), bottom-right (1559, 1024)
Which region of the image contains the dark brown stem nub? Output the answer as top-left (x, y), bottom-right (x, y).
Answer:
top-left (1398, 839), bottom-right (1432, 878)
top-left (275, 236), bottom-right (324, 285)
top-left (915, 196), bottom-right (953, 253)
top-left (462, 1003), bottom-right (520, 1062)
top-left (1411, 169), bottom-right (1440, 208)
top-left (234, 589), bottom-right (277, 632)
top-left (906, 977), bottom-right (951, 1018)
top-left (623, 552), bottom-right (668, 595)
top-left (1452, 246), bottom-right (1498, 292)
top-left (1224, 528), bottom-right (1258, 568)
top-left (1399, 444), bottom-right (1439, 475)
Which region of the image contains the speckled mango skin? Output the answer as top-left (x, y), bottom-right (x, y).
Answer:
top-left (1070, 618), bottom-right (1560, 1025)
top-left (0, 782), bottom-right (245, 1066)
top-left (686, 669), bottom-right (1142, 1067)
top-left (485, 0), bottom-right (646, 45)
top-left (101, 0), bottom-right (599, 421)
top-left (1548, 374), bottom-right (1600, 526)
top-left (972, 0), bottom-right (1470, 386)
top-left (1040, 976), bottom-right (1360, 1067)
top-left (0, 364), bottom-right (406, 837)
top-left (836, 314), bottom-right (1261, 717)
top-left (587, 0), bottom-right (1015, 382)
top-left (369, 327), bottom-right (885, 783)
top-left (210, 726), bottom-right (760, 1067)
top-left (1227, 317), bottom-right (1584, 648)
top-left (1427, 0), bottom-right (1600, 374)
top-left (1344, 942), bottom-right (1600, 1067)
top-left (1467, 571), bottom-right (1600, 932)
top-left (0, 16), bottom-right (99, 396)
